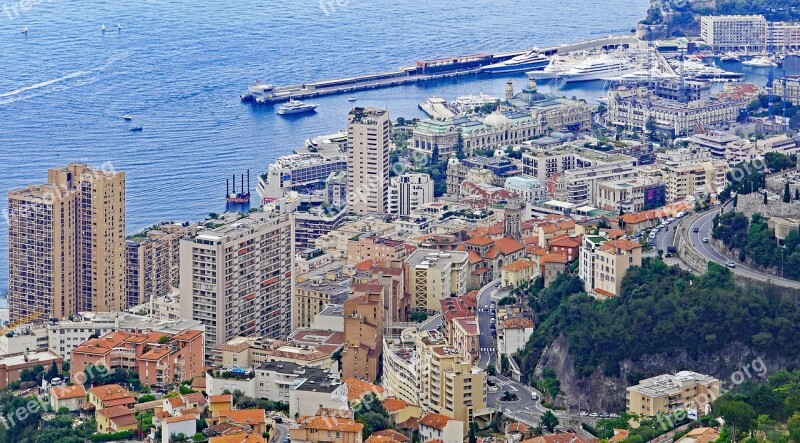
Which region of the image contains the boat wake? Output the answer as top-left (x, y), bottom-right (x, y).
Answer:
top-left (0, 52), bottom-right (129, 106)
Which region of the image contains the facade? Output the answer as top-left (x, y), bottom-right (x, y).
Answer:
top-left (8, 164), bottom-right (126, 322)
top-left (125, 222), bottom-right (196, 308)
top-left (446, 156), bottom-right (520, 196)
top-left (212, 329), bottom-right (343, 372)
top-left (70, 329), bottom-right (204, 388)
top-left (440, 296), bottom-right (479, 363)
top-left (257, 153), bottom-right (348, 201)
top-left (347, 235), bottom-right (407, 266)
top-left (342, 290), bottom-right (384, 382)
top-left (460, 236), bottom-right (526, 289)
top-left (607, 86), bottom-right (743, 136)
top-left (290, 416), bottom-right (363, 443)
top-left (50, 384), bottom-right (86, 412)
top-left (656, 148), bottom-right (729, 202)
top-left (627, 371), bottom-right (721, 417)
top-left (206, 361), bottom-right (339, 403)
top-left (179, 210), bottom-right (294, 351)
top-left (497, 318), bottom-right (534, 358)
top-left (289, 375), bottom-right (349, 418)
top-left (347, 108), bottom-right (390, 215)
top-left (596, 179), bottom-right (666, 213)
top-left (389, 173), bottom-right (435, 216)
top-left (415, 331), bottom-right (487, 431)
top-left (418, 412), bottom-right (465, 443)
top-left (555, 161), bottom-right (639, 205)
top-left (0, 350), bottom-right (62, 390)
top-left (579, 238), bottom-right (642, 298)
top-left (504, 176), bottom-right (547, 204)
top-left (404, 250), bottom-right (469, 312)
top-left (294, 207), bottom-right (347, 250)
top-left (700, 15), bottom-right (767, 50)
top-left (775, 76), bottom-right (800, 106)
top-left (294, 262), bottom-right (351, 329)
top-left (96, 406), bottom-right (138, 434)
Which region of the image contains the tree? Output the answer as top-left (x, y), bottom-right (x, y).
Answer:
top-left (46, 362), bottom-right (59, 381)
top-left (717, 400), bottom-right (757, 440)
top-left (733, 194), bottom-right (738, 208)
top-left (455, 128), bottom-right (465, 160)
top-left (645, 116), bottom-right (657, 136)
top-left (410, 311), bottom-right (427, 322)
top-left (788, 411), bottom-right (800, 443)
top-left (469, 422), bottom-right (477, 443)
top-left (764, 191), bottom-right (769, 205)
top-left (430, 143), bottom-right (439, 165)
top-left (486, 364), bottom-right (497, 376)
top-left (541, 410), bottom-right (559, 432)
top-left (785, 182), bottom-right (792, 203)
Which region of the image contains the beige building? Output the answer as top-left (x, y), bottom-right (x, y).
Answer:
top-left (179, 211), bottom-right (294, 351)
top-left (700, 15), bottom-right (767, 50)
top-left (8, 164), bottom-right (125, 322)
top-left (657, 148), bottom-right (728, 202)
top-left (293, 262), bottom-right (351, 329)
top-left (347, 235), bottom-right (407, 266)
top-left (627, 371), bottom-right (721, 417)
top-left (596, 178), bottom-right (665, 213)
top-left (404, 250), bottom-right (469, 312)
top-left (579, 237), bottom-right (642, 298)
top-left (342, 289), bottom-right (384, 382)
top-left (126, 222), bottom-right (196, 308)
top-left (415, 331), bottom-right (488, 431)
top-left (347, 107), bottom-right (390, 215)
top-left (290, 416), bottom-right (363, 443)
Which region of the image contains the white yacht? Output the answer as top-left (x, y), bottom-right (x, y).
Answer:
top-left (743, 55), bottom-right (778, 67)
top-left (277, 99), bottom-right (319, 115)
top-left (526, 54), bottom-right (581, 80)
top-left (452, 92), bottom-right (500, 112)
top-left (720, 52), bottom-right (740, 62)
top-left (612, 69), bottom-right (678, 81)
top-left (480, 49), bottom-right (549, 74)
top-left (676, 60), bottom-right (743, 81)
top-left (557, 54), bottom-right (636, 83)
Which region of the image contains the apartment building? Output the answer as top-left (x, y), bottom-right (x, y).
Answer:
top-left (554, 161), bottom-right (639, 205)
top-left (70, 329), bottom-right (204, 388)
top-left (596, 178), bottom-right (666, 213)
top-left (352, 261), bottom-right (407, 324)
top-left (504, 175), bottom-right (547, 204)
top-left (0, 350), bottom-right (63, 390)
top-left (342, 289), bottom-right (384, 382)
top-left (179, 210), bottom-right (294, 351)
top-left (627, 371), bottom-right (721, 417)
top-left (294, 262), bottom-right (351, 329)
top-left (419, 412), bottom-right (465, 443)
top-left (257, 153), bottom-right (348, 201)
top-left (388, 173), bottom-right (435, 216)
top-left (700, 15), bottom-right (767, 50)
top-left (347, 107), bottom-right (390, 214)
top-left (8, 163), bottom-right (126, 322)
top-left (497, 318), bottom-right (534, 358)
top-left (446, 156), bottom-right (520, 196)
top-left (347, 235), bottom-right (407, 266)
top-left (404, 250), bottom-right (469, 312)
top-left (126, 222), bottom-right (196, 308)
top-left (774, 76), bottom-right (800, 106)
top-left (213, 328), bottom-right (343, 371)
top-left (206, 361), bottom-right (340, 403)
top-left (439, 296), bottom-right (479, 363)
top-left (415, 331), bottom-right (487, 432)
top-left (579, 237), bottom-right (642, 298)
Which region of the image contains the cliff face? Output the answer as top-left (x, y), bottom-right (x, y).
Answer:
top-left (532, 334), bottom-right (798, 413)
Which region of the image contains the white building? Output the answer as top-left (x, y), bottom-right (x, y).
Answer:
top-left (179, 211), bottom-right (294, 351)
top-left (388, 173), bottom-right (435, 215)
top-left (162, 415), bottom-right (196, 443)
top-left (403, 250), bottom-right (469, 312)
top-left (347, 108), bottom-right (390, 215)
top-left (496, 318), bottom-right (534, 358)
top-left (257, 154), bottom-right (347, 201)
top-left (419, 412), bottom-right (465, 443)
top-left (504, 175), bottom-right (547, 204)
top-left (701, 15), bottom-right (767, 51)
top-left (289, 374), bottom-right (349, 418)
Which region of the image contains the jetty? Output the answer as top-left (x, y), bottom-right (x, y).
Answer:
top-left (241, 36), bottom-right (639, 104)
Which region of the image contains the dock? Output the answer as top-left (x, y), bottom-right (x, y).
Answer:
top-left (241, 35), bottom-right (641, 104)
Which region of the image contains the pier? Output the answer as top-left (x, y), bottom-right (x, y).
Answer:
top-left (241, 36), bottom-right (641, 104)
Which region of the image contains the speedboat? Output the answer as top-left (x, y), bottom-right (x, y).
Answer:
top-left (277, 99), bottom-right (319, 115)
top-left (129, 126), bottom-right (143, 132)
top-left (480, 49), bottom-right (549, 74)
top-left (556, 54), bottom-right (637, 83)
top-left (348, 97), bottom-right (357, 102)
top-left (101, 24), bottom-right (106, 32)
top-left (743, 55), bottom-right (778, 67)
top-left (123, 115), bottom-right (132, 121)
top-left (720, 52), bottom-right (740, 62)
top-left (117, 23), bottom-right (122, 30)
top-left (21, 26), bottom-right (28, 34)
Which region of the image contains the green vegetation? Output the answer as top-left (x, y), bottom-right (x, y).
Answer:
top-left (410, 311), bottom-right (428, 322)
top-left (540, 410), bottom-right (559, 433)
top-left (497, 295), bottom-right (516, 306)
top-left (500, 391), bottom-right (519, 402)
top-left (696, 0), bottom-right (800, 21)
top-left (536, 368), bottom-right (561, 400)
top-left (714, 212), bottom-right (800, 280)
top-left (519, 260), bottom-right (800, 380)
top-left (231, 390), bottom-right (289, 413)
top-left (355, 392), bottom-right (393, 439)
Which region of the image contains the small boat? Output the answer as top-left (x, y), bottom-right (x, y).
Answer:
top-left (277, 99), bottom-right (319, 115)
top-left (348, 97), bottom-right (357, 102)
top-left (123, 115), bottom-right (132, 121)
top-left (117, 23), bottom-right (122, 30)
top-left (101, 24), bottom-right (106, 32)
top-left (720, 52), bottom-right (740, 62)
top-left (128, 126), bottom-right (143, 132)
top-left (21, 26), bottom-right (28, 34)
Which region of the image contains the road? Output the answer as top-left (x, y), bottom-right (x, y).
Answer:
top-left (688, 207), bottom-right (800, 289)
top-left (272, 422), bottom-right (289, 443)
top-left (645, 217), bottom-right (692, 271)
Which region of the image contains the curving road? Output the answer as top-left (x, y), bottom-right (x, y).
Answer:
top-left (687, 206), bottom-right (800, 289)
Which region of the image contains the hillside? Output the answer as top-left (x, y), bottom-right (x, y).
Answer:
top-left (517, 260), bottom-right (800, 411)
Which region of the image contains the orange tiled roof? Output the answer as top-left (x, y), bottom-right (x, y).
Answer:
top-left (51, 384), bottom-right (86, 400)
top-left (295, 415), bottom-right (364, 433)
top-left (183, 392), bottom-right (206, 406)
top-left (419, 412), bottom-right (451, 430)
top-left (465, 236), bottom-right (493, 246)
top-left (89, 384), bottom-right (133, 403)
top-left (502, 259), bottom-right (536, 272)
top-left (601, 239), bottom-right (641, 252)
top-left (163, 414), bottom-right (195, 424)
top-left (548, 234), bottom-right (581, 248)
top-left (370, 429), bottom-right (410, 443)
top-left (210, 434), bottom-right (267, 443)
top-left (382, 397), bottom-right (409, 414)
top-left (499, 318), bottom-right (534, 329)
top-left (522, 433), bottom-right (589, 443)
top-left (541, 253), bottom-right (568, 264)
top-left (507, 422), bottom-right (530, 433)
top-left (209, 394), bottom-right (233, 404)
top-left (494, 237), bottom-right (524, 255)
top-left (167, 396), bottom-right (185, 408)
top-left (467, 250), bottom-right (482, 264)
top-left (172, 329), bottom-right (203, 342)
top-left (219, 409), bottom-right (266, 425)
top-left (344, 378), bottom-right (385, 402)
top-left (594, 287), bottom-right (616, 298)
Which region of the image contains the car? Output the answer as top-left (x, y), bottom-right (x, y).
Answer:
top-left (668, 218), bottom-right (675, 223)
top-left (693, 227), bottom-right (700, 233)
top-left (483, 305), bottom-right (488, 310)
top-left (726, 261), bottom-right (736, 268)
top-left (702, 237), bottom-right (708, 243)
top-left (488, 386), bottom-right (500, 393)
top-left (589, 412), bottom-right (598, 417)
top-left (494, 281), bottom-right (501, 287)
top-left (273, 416), bottom-right (283, 423)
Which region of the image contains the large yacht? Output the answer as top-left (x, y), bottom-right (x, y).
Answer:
top-left (676, 60), bottom-right (743, 81)
top-left (277, 99), bottom-right (319, 115)
top-left (556, 54), bottom-right (636, 83)
top-left (743, 55), bottom-right (778, 67)
top-left (480, 49), bottom-right (550, 74)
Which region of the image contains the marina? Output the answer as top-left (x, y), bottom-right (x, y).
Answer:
top-left (241, 36), bottom-right (640, 104)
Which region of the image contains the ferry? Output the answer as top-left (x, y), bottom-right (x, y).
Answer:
top-left (277, 99), bottom-right (319, 115)
top-left (480, 49), bottom-right (549, 74)
top-left (557, 54), bottom-right (636, 83)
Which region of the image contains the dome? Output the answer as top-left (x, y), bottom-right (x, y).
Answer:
top-left (483, 110), bottom-right (510, 128)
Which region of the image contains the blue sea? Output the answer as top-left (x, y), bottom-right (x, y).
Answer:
top-left (0, 0), bottom-right (688, 289)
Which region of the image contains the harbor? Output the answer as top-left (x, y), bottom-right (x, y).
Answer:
top-left (241, 36), bottom-right (640, 104)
